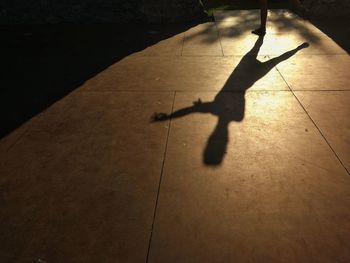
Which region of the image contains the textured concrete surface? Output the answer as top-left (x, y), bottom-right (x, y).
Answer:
top-left (148, 91), bottom-right (350, 263)
top-left (295, 91), bottom-right (350, 172)
top-left (1, 9), bottom-right (349, 263)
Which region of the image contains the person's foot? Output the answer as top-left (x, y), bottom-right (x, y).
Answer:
top-left (251, 27), bottom-right (266, 36)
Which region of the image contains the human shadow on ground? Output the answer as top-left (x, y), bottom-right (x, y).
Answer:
top-left (152, 36), bottom-right (309, 165)
top-left (0, 23), bottom-right (203, 139)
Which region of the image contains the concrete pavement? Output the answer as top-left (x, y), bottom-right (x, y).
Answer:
top-left (1, 10), bottom-right (349, 263)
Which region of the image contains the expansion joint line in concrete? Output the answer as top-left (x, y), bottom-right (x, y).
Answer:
top-left (180, 33), bottom-right (185, 56)
top-left (274, 65), bottom-right (350, 175)
top-left (145, 91), bottom-right (177, 263)
top-left (214, 21), bottom-right (225, 57)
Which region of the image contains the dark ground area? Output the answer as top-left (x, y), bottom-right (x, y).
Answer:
top-left (310, 19), bottom-right (350, 55)
top-left (0, 23), bottom-right (198, 138)
top-left (203, 0), bottom-right (291, 14)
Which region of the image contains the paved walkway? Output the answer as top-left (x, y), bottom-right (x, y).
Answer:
top-left (1, 10), bottom-right (350, 263)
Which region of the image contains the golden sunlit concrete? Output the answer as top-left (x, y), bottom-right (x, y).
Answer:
top-left (0, 9), bottom-right (349, 263)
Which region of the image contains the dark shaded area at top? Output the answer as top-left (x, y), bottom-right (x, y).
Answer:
top-left (0, 23), bottom-right (199, 138)
top-left (310, 19), bottom-right (350, 55)
top-left (0, 0), bottom-right (145, 23)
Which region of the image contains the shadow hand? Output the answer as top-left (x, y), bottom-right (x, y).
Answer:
top-left (151, 112), bottom-right (170, 121)
top-left (193, 98), bottom-right (202, 106)
top-left (298, 42), bottom-right (310, 50)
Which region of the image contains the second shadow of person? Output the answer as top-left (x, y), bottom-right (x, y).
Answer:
top-left (153, 36), bottom-right (309, 166)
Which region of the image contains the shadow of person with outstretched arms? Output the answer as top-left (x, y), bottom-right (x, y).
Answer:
top-left (152, 35), bottom-right (309, 166)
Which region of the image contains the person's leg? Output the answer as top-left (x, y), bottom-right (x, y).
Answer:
top-left (252, 0), bottom-right (267, 35)
top-left (259, 0), bottom-right (268, 30)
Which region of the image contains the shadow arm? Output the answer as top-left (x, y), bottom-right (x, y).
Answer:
top-left (152, 106), bottom-right (196, 121)
top-left (152, 100), bottom-right (213, 122)
top-left (265, 42), bottom-right (309, 67)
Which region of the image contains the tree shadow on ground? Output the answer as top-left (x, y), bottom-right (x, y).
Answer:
top-left (185, 9), bottom-right (321, 45)
top-left (152, 36), bottom-right (309, 165)
top-left (0, 22), bottom-right (201, 139)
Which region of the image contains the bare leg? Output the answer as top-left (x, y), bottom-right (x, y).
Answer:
top-left (252, 0), bottom-right (267, 35)
top-left (259, 0), bottom-right (268, 30)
